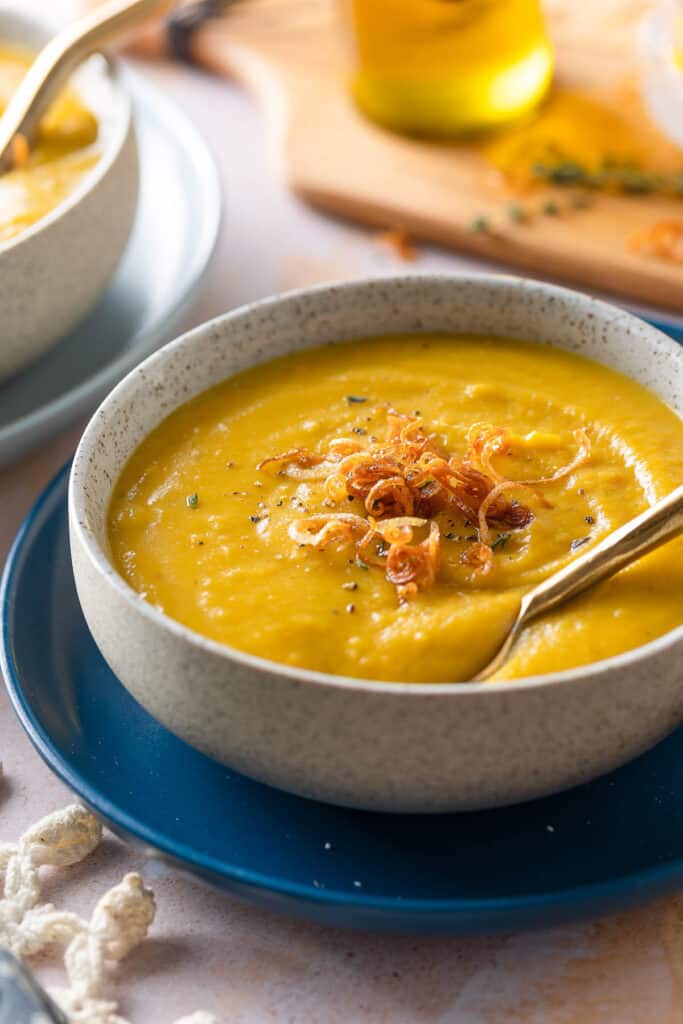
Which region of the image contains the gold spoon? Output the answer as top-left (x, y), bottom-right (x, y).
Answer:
top-left (0, 0), bottom-right (173, 174)
top-left (475, 483), bottom-right (683, 681)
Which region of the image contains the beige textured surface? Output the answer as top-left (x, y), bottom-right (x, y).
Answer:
top-left (3, 1), bottom-right (683, 1019)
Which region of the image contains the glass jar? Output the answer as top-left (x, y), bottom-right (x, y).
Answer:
top-left (348, 0), bottom-right (554, 136)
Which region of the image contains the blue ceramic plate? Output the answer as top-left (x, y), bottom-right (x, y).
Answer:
top-left (4, 467), bottom-right (683, 933)
top-left (0, 67), bottom-right (221, 468)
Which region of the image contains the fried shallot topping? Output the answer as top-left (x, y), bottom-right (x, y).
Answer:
top-left (259, 408), bottom-right (591, 603)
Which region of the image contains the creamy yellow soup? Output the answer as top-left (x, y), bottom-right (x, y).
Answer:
top-left (0, 45), bottom-right (99, 244)
top-left (108, 335), bottom-right (683, 683)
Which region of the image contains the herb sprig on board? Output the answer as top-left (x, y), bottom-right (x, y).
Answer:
top-left (533, 160), bottom-right (683, 198)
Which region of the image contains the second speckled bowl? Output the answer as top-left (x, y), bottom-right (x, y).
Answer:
top-left (69, 275), bottom-right (683, 813)
top-left (0, 10), bottom-right (138, 382)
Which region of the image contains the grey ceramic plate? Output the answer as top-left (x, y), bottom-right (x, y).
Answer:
top-left (0, 66), bottom-right (221, 467)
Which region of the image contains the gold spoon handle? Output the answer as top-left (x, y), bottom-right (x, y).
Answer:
top-left (475, 484), bottom-right (683, 681)
top-left (521, 483), bottom-right (683, 623)
top-left (0, 0), bottom-right (173, 172)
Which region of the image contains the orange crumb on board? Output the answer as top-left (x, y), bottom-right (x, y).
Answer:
top-left (630, 221), bottom-right (683, 264)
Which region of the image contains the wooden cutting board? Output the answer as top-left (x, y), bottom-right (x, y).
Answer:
top-left (140, 0), bottom-right (683, 311)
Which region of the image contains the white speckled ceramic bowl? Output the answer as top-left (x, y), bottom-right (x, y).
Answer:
top-left (0, 10), bottom-right (138, 382)
top-left (69, 275), bottom-right (683, 814)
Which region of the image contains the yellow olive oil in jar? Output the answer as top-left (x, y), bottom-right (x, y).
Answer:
top-left (349, 0), bottom-right (554, 135)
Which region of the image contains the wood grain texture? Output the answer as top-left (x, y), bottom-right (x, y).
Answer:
top-left (103, 0), bottom-right (683, 310)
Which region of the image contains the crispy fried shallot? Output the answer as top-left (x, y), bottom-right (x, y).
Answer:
top-left (386, 520), bottom-right (441, 604)
top-left (477, 481), bottom-right (538, 547)
top-left (257, 447), bottom-right (323, 471)
top-left (260, 408), bottom-right (591, 601)
top-left (288, 513), bottom-right (369, 548)
top-left (461, 541), bottom-right (494, 578)
top-left (465, 424), bottom-right (591, 488)
top-left (516, 429), bottom-right (591, 487)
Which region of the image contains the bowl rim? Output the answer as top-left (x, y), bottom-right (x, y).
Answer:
top-left (0, 8), bottom-right (133, 257)
top-left (70, 272), bottom-right (683, 696)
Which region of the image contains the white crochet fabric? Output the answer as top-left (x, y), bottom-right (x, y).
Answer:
top-left (0, 799), bottom-right (217, 1024)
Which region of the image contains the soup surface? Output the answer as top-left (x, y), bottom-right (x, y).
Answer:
top-left (108, 335), bottom-right (683, 683)
top-left (0, 45), bottom-right (99, 244)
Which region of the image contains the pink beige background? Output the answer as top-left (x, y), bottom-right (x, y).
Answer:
top-left (2, 3), bottom-right (683, 1020)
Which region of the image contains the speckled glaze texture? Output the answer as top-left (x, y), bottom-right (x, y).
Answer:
top-left (0, 12), bottom-right (139, 382)
top-left (69, 275), bottom-right (683, 813)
